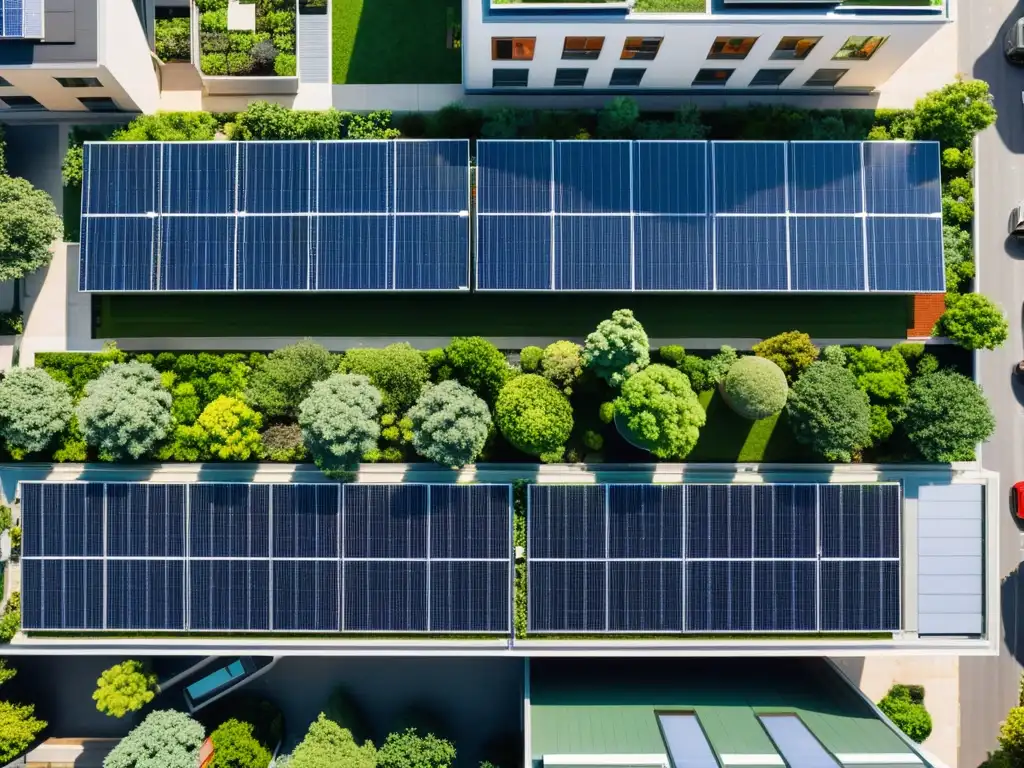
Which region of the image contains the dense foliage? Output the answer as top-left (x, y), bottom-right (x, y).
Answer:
top-left (1000, 707), bottom-right (1024, 764)
top-left (299, 374), bottom-right (382, 470)
top-left (197, 0), bottom-right (295, 77)
top-left (614, 364), bottom-right (705, 460)
top-left (752, 331), bottom-right (819, 383)
top-left (903, 372), bottom-right (995, 461)
top-left (786, 363), bottom-right (871, 462)
top-left (407, 381), bottom-right (491, 468)
top-left (583, 309), bottom-right (650, 387)
top-left (77, 362), bottom-right (172, 460)
top-left (0, 661), bottom-right (45, 764)
top-left (496, 375), bottom-right (573, 462)
top-left (247, 339), bottom-right (336, 418)
top-left (721, 356), bottom-right (789, 421)
top-left (208, 719), bottom-right (272, 768)
top-left (104, 710), bottom-right (205, 768)
top-left (444, 337), bottom-right (513, 403)
top-left (155, 17), bottom-right (190, 62)
top-left (189, 396), bottom-right (263, 460)
top-left (877, 685), bottom-right (932, 744)
top-left (378, 729), bottom-right (456, 768)
top-left (540, 341), bottom-right (583, 394)
top-left (0, 367), bottom-right (72, 456)
top-left (342, 343), bottom-right (429, 412)
top-left (936, 293), bottom-right (1009, 350)
top-left (0, 174), bottom-right (63, 281)
top-left (285, 713), bottom-right (377, 768)
top-left (908, 77), bottom-right (997, 150)
top-left (92, 660), bottom-right (157, 718)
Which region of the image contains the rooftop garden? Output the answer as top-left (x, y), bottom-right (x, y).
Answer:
top-left (196, 0), bottom-right (297, 77)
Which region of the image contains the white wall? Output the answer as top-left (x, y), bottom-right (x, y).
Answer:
top-left (97, 0), bottom-right (160, 112)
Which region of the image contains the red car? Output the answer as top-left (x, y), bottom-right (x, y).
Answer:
top-left (1015, 481), bottom-right (1024, 518)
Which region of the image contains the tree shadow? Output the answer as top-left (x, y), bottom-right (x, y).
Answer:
top-left (973, 1), bottom-right (1024, 157)
top-left (687, 390), bottom-right (751, 462)
top-left (1002, 563), bottom-right (1024, 665)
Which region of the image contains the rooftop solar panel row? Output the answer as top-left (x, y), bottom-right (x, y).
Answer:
top-left (0, 0), bottom-right (44, 38)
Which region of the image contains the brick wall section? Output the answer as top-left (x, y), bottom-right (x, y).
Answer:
top-left (908, 293), bottom-right (947, 338)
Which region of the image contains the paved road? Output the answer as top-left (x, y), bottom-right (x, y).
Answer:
top-left (960, 1), bottom-right (1024, 764)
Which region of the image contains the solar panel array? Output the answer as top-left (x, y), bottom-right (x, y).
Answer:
top-left (475, 140), bottom-right (944, 293)
top-left (0, 0), bottom-right (43, 37)
top-left (79, 140), bottom-right (471, 292)
top-left (527, 483), bottom-right (901, 634)
top-left (20, 482), bottom-right (511, 633)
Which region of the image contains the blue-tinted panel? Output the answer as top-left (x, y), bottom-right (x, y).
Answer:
top-left (477, 140), bottom-right (553, 214)
top-left (106, 483), bottom-right (185, 557)
top-left (714, 217), bottom-right (787, 291)
top-left (238, 215), bottom-right (310, 290)
top-left (29, 483), bottom-right (103, 558)
top-left (609, 561), bottom-right (683, 632)
top-left (394, 140), bottom-right (468, 213)
top-left (62, 559), bottom-right (105, 630)
top-left (159, 216), bottom-right (234, 291)
top-left (429, 561), bottom-right (510, 632)
top-left (753, 561), bottom-right (817, 631)
top-left (659, 715), bottom-right (719, 768)
top-left (272, 560), bottom-right (339, 631)
top-left (241, 142), bottom-right (312, 214)
top-left (21, 559), bottom-right (103, 631)
top-left (189, 484), bottom-right (270, 558)
top-left (20, 483), bottom-right (42, 557)
top-left (634, 216), bottom-right (710, 290)
top-left (83, 143), bottom-right (159, 214)
top-left (107, 560), bottom-right (185, 630)
top-left (1, 0), bottom-right (22, 37)
top-left (393, 215), bottom-right (468, 290)
top-left (634, 142), bottom-right (707, 214)
top-left (189, 559), bottom-right (270, 631)
top-left (555, 215), bottom-right (630, 290)
top-left (80, 216), bottom-right (155, 291)
top-left (820, 560), bottom-right (900, 631)
top-left (754, 485), bottom-right (817, 559)
top-left (528, 485), bottom-right (606, 559)
top-left (271, 484), bottom-right (339, 559)
top-left (713, 142), bottom-right (787, 214)
top-left (556, 141), bottom-right (631, 214)
top-left (40, 483), bottom-right (63, 556)
top-left (342, 561), bottom-right (428, 631)
top-left (58, 484), bottom-right (104, 557)
top-left (820, 485), bottom-right (900, 559)
top-left (686, 561), bottom-right (753, 632)
top-left (608, 485), bottom-right (683, 559)
top-left (788, 143), bottom-right (863, 214)
top-left (429, 485), bottom-right (510, 560)
top-left (759, 715), bottom-right (841, 768)
top-left (315, 215), bottom-right (390, 290)
top-left (790, 216), bottom-right (865, 291)
top-left (476, 215), bottom-right (552, 291)
top-left (729, 485), bottom-right (754, 558)
top-left (866, 217), bottom-right (945, 292)
top-left (343, 484), bottom-right (428, 559)
top-left (20, 559), bottom-right (42, 629)
top-left (162, 143), bottom-right (237, 214)
top-left (864, 142), bottom-right (941, 214)
top-left (686, 485), bottom-right (732, 558)
top-left (317, 141), bottom-right (392, 214)
top-left (528, 561), bottom-right (606, 633)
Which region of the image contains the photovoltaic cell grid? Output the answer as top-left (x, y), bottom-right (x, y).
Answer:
top-left (527, 483), bottom-right (901, 634)
top-left (475, 140), bottom-right (944, 293)
top-left (0, 0), bottom-right (43, 37)
top-left (19, 482), bottom-right (511, 633)
top-left (79, 140), bottom-right (471, 293)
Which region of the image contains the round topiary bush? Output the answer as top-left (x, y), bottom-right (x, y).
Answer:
top-left (613, 364), bottom-right (705, 460)
top-left (495, 374), bottom-right (573, 463)
top-left (877, 685), bottom-right (932, 743)
top-left (721, 356), bottom-right (788, 421)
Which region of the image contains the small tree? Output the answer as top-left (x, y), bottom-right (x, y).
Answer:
top-left (613, 364), bottom-right (705, 460)
top-left (445, 337), bottom-right (512, 403)
top-left (77, 361), bottom-right (172, 460)
top-left (104, 710), bottom-right (204, 768)
top-left (752, 331), bottom-right (819, 383)
top-left (299, 374), bottom-right (382, 470)
top-left (721, 356), bottom-right (789, 421)
top-left (342, 343), bottom-right (430, 412)
top-left (407, 381), bottom-right (491, 468)
top-left (540, 341), bottom-right (583, 394)
top-left (0, 661), bottom-right (45, 764)
top-left (904, 371), bottom-right (995, 461)
top-left (0, 367), bottom-right (73, 456)
top-left (583, 309), bottom-right (650, 387)
top-left (495, 374), bottom-right (573, 463)
top-left (1001, 707), bottom-right (1024, 764)
top-left (936, 293), bottom-right (1009, 351)
top-left (378, 729), bottom-right (456, 768)
top-left (786, 363), bottom-right (871, 462)
top-left (0, 174), bottom-right (63, 281)
top-left (519, 346), bottom-right (543, 373)
top-left (93, 660), bottom-right (158, 718)
top-left (247, 339), bottom-right (336, 418)
top-left (877, 685), bottom-right (931, 744)
top-left (209, 719), bottom-right (272, 768)
top-left (288, 713), bottom-right (376, 768)
top-left (909, 78), bottom-right (997, 149)
top-left (192, 396), bottom-right (263, 460)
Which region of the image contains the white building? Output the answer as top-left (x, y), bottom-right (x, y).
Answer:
top-left (462, 0), bottom-right (951, 93)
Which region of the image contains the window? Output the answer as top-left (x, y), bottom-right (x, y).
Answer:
top-left (833, 35), bottom-right (888, 60)
top-left (621, 37), bottom-right (662, 61)
top-left (1, 96), bottom-right (43, 111)
top-left (554, 68), bottom-right (588, 86)
top-left (79, 97), bottom-right (120, 112)
top-left (771, 36), bottom-right (821, 60)
top-left (55, 76), bottom-right (103, 88)
top-left (805, 68), bottom-right (847, 87)
top-left (610, 68), bottom-right (645, 86)
top-left (492, 37), bottom-right (535, 60)
top-left (750, 68), bottom-right (792, 86)
top-left (708, 36), bottom-right (758, 59)
top-left (0, 77), bottom-right (11, 87)
top-left (658, 714), bottom-right (718, 768)
top-left (563, 36), bottom-right (604, 60)
top-left (693, 68), bottom-right (734, 86)
top-left (759, 715), bottom-right (841, 768)
top-left (492, 68), bottom-right (529, 87)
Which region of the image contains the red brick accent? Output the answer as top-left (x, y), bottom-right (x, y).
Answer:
top-left (908, 293), bottom-right (946, 339)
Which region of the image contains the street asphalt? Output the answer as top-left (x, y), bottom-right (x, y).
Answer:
top-left (960, 1), bottom-right (1024, 764)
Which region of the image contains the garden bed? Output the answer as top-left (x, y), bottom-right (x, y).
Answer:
top-left (197, 0), bottom-right (297, 77)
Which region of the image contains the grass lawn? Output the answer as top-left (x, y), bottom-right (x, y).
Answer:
top-left (333, 0), bottom-right (461, 84)
top-left (63, 185), bottom-right (81, 243)
top-left (688, 389), bottom-right (810, 462)
top-left (96, 293), bottom-right (912, 339)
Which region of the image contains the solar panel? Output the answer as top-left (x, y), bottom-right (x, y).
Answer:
top-left (342, 561), bottom-right (428, 631)
top-left (317, 141), bottom-right (392, 214)
top-left (107, 483), bottom-right (186, 557)
top-left (608, 485), bottom-right (683, 559)
top-left (713, 141), bottom-right (787, 215)
top-left (21, 559), bottom-right (104, 631)
top-left (429, 561), bottom-right (510, 632)
top-left (240, 142), bottom-right (313, 214)
top-left (273, 560), bottom-right (340, 631)
top-left (633, 141), bottom-right (708, 215)
top-left (555, 216), bottom-right (631, 290)
top-left (633, 216), bottom-right (710, 291)
top-left (393, 215), bottom-right (468, 290)
top-left (315, 216), bottom-right (390, 290)
top-left (107, 560), bottom-right (185, 630)
top-left (189, 484), bottom-right (270, 558)
top-left (271, 484), bottom-right (339, 558)
top-left (752, 561), bottom-right (817, 631)
top-left (864, 141), bottom-right (942, 215)
top-left (820, 560), bottom-right (901, 631)
top-left (867, 217), bottom-right (945, 292)
top-left (790, 217), bottom-right (865, 292)
top-left (238, 215), bottom-right (311, 291)
top-left (529, 561), bottom-right (606, 633)
top-left (528, 485), bottom-right (606, 560)
top-left (714, 217), bottom-right (788, 291)
top-left (477, 140), bottom-right (552, 214)
top-left (788, 142), bottom-right (863, 215)
top-left (609, 561), bottom-right (683, 631)
top-left (0, 0), bottom-right (42, 37)
top-left (162, 143), bottom-right (238, 215)
top-left (80, 217), bottom-right (156, 292)
top-left (159, 216), bottom-right (235, 291)
top-left (820, 484), bottom-right (901, 558)
top-left (429, 484), bottom-right (510, 559)
top-left (394, 140), bottom-right (468, 214)
top-left (343, 485), bottom-right (428, 559)
top-left (83, 143), bottom-right (159, 215)
top-left (556, 141), bottom-right (631, 214)
top-left (189, 559), bottom-right (271, 631)
top-left (476, 215), bottom-right (552, 291)
top-left (685, 560), bottom-right (753, 632)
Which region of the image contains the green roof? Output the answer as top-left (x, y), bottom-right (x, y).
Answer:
top-left (530, 659), bottom-right (917, 762)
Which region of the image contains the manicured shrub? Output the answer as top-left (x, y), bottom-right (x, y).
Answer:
top-left (878, 685), bottom-right (932, 743)
top-left (942, 177), bottom-right (974, 228)
top-left (858, 371), bottom-right (909, 425)
top-left (230, 101), bottom-right (343, 140)
top-left (936, 293), bottom-right (1009, 350)
top-left (378, 729), bottom-right (456, 768)
top-left (583, 309), bottom-right (650, 387)
top-left (274, 53), bottom-right (296, 76)
top-left (112, 111), bottom-right (218, 142)
top-left (614, 364), bottom-right (705, 460)
top-left (208, 719), bottom-right (272, 768)
top-left (943, 224), bottom-right (972, 266)
top-left (752, 331), bottom-right (819, 383)
top-left (583, 430), bottom-right (604, 451)
top-left (680, 355), bottom-right (712, 392)
top-left (917, 353), bottom-right (940, 376)
top-left (260, 423), bottom-right (306, 461)
top-left (104, 710), bottom-right (205, 768)
top-left (342, 343), bottom-right (430, 412)
top-left (77, 362), bottom-right (172, 460)
top-left (171, 382), bottom-right (201, 425)
top-left (659, 345), bottom-right (686, 366)
top-left (92, 660), bottom-right (157, 719)
top-left (0, 174), bottom-right (63, 281)
top-left (155, 17), bottom-right (191, 61)
top-left (193, 396), bottom-right (263, 460)
top-left (892, 342), bottom-right (925, 367)
top-left (0, 698), bottom-right (45, 764)
top-left (1000, 707), bottom-right (1024, 764)
top-left (598, 402), bottom-right (615, 424)
top-left (844, 345), bottom-right (910, 379)
top-left (820, 345), bottom-right (847, 367)
top-left (285, 714), bottom-right (376, 768)
top-left (0, 368), bottom-right (73, 456)
top-left (247, 339), bottom-right (336, 418)
top-left (407, 381), bottom-right (491, 468)
top-left (299, 374), bottom-right (381, 471)
top-left (496, 375), bottom-right (573, 463)
top-left (904, 371), bottom-right (995, 461)
top-left (445, 337), bottom-right (512, 402)
top-left (62, 145), bottom-right (84, 187)
top-left (942, 146), bottom-right (974, 176)
top-left (909, 78), bottom-right (996, 149)
top-left (721, 356), bottom-right (789, 421)
top-left (786, 363), bottom-right (871, 462)
top-left (519, 346), bottom-right (543, 373)
top-left (540, 341), bottom-right (583, 394)
top-left (36, 345), bottom-right (127, 399)
top-left (706, 346), bottom-right (738, 386)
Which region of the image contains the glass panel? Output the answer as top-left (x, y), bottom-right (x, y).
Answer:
top-left (771, 36), bottom-right (821, 60)
top-left (709, 36), bottom-right (757, 59)
top-left (658, 714), bottom-right (719, 768)
top-left (492, 38), bottom-right (535, 60)
top-left (833, 35), bottom-right (888, 60)
top-left (693, 68), bottom-right (734, 85)
top-left (759, 715), bottom-right (840, 768)
top-left (751, 68), bottom-right (791, 86)
top-left (563, 36), bottom-right (604, 59)
top-left (805, 68), bottom-right (847, 87)
top-left (622, 37), bottom-right (662, 60)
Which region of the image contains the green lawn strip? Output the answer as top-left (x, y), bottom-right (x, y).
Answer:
top-left (688, 389), bottom-right (808, 462)
top-left (97, 293), bottom-right (911, 339)
top-left (63, 185), bottom-right (81, 243)
top-left (632, 0), bottom-right (706, 11)
top-left (332, 0), bottom-right (461, 84)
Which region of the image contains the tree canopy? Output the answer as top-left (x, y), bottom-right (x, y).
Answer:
top-left (341, 343), bottom-right (430, 412)
top-left (246, 339), bottom-right (336, 418)
top-left (77, 361), bottom-right (172, 460)
top-left (721, 356), bottom-right (789, 421)
top-left (208, 719), bottom-right (272, 768)
top-left (0, 661), bottom-right (45, 765)
top-left (613, 364), bottom-right (705, 460)
top-left (752, 331), bottom-right (819, 383)
top-left (407, 381), bottom-right (491, 468)
top-left (936, 293), bottom-right (1009, 351)
top-left (0, 367), bottom-right (73, 456)
top-left (785, 362), bottom-right (871, 462)
top-left (92, 660), bottom-right (158, 718)
top-left (286, 713), bottom-right (377, 768)
top-left (903, 371), bottom-right (995, 461)
top-left (104, 710), bottom-right (205, 768)
top-left (0, 174), bottom-right (63, 281)
top-left (540, 341), bottom-right (584, 394)
top-left (583, 309), bottom-right (650, 387)
top-left (190, 396), bottom-right (263, 460)
top-left (298, 374), bottom-right (382, 470)
top-left (444, 337), bottom-right (513, 402)
top-left (908, 78), bottom-right (997, 149)
top-left (378, 729), bottom-right (456, 768)
top-left (495, 374), bottom-right (573, 463)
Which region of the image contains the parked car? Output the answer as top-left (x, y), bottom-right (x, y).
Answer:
top-left (1016, 360), bottom-right (1024, 380)
top-left (1007, 18), bottom-right (1024, 64)
top-left (1014, 481), bottom-right (1024, 518)
top-left (1010, 202), bottom-right (1024, 240)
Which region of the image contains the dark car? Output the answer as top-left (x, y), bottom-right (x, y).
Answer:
top-left (1008, 18), bottom-right (1024, 64)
